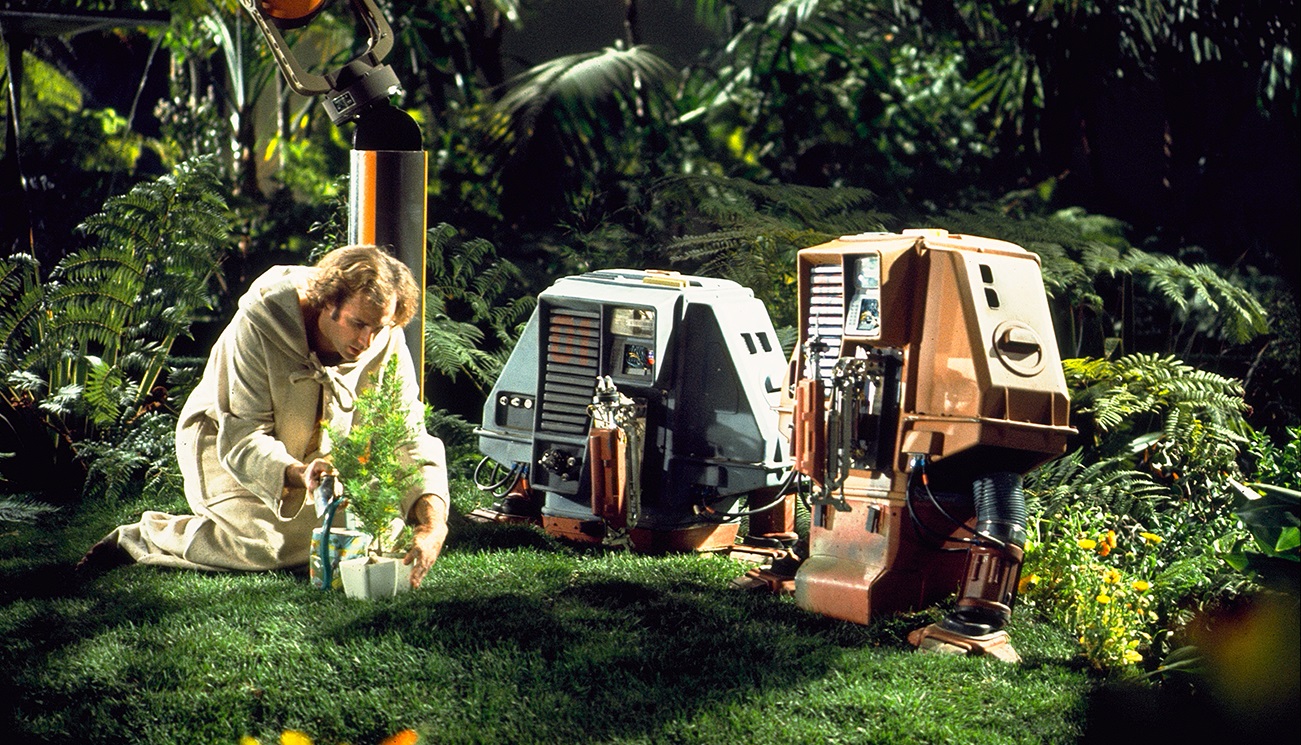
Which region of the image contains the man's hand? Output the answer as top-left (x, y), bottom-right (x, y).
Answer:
top-left (285, 458), bottom-right (334, 492)
top-left (403, 493), bottom-right (449, 589)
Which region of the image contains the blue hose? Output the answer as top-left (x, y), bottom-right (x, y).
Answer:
top-left (317, 475), bottom-right (345, 591)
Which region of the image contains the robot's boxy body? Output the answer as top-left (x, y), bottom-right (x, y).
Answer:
top-left (475, 230), bottom-right (1074, 648)
top-left (477, 269), bottom-right (791, 550)
top-left (783, 229), bottom-right (1076, 632)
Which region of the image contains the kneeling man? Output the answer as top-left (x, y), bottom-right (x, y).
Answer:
top-left (82, 245), bottom-right (449, 588)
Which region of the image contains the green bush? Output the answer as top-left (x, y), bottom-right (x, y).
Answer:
top-left (1022, 352), bottom-right (1255, 671)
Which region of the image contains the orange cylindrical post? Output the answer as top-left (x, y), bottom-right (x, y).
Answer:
top-left (348, 146), bottom-right (427, 396)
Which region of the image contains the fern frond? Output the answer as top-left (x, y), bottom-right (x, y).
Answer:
top-left (45, 306), bottom-right (130, 354)
top-left (1122, 249), bottom-right (1269, 343)
top-left (38, 383), bottom-right (83, 418)
top-left (424, 315), bottom-right (495, 388)
top-left (1, 157), bottom-right (228, 464)
top-left (667, 229), bottom-right (755, 263)
top-left (5, 371), bottom-right (45, 395)
top-left (656, 174), bottom-right (876, 227)
top-left (422, 224), bottom-right (532, 390)
top-left (78, 410), bottom-right (181, 502)
top-left (83, 355), bottom-right (126, 427)
top-left (0, 252), bottom-right (40, 294)
top-left (1026, 449), bottom-right (1167, 519)
top-left (488, 296), bottom-right (537, 343)
top-left (0, 496), bottom-right (59, 525)
top-left (0, 269), bottom-right (47, 377)
top-left (423, 407), bottom-right (478, 457)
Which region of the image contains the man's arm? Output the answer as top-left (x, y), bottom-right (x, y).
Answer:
top-left (215, 319), bottom-right (300, 507)
top-left (402, 493), bottom-right (449, 588)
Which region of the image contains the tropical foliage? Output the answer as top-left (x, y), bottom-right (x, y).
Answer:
top-left (0, 155), bottom-right (229, 497)
top-left (1020, 351), bottom-right (1265, 671)
top-left (1225, 428), bottom-right (1301, 591)
top-left (422, 222), bottom-right (534, 397)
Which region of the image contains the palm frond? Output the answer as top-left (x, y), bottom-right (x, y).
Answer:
top-left (488, 45), bottom-right (677, 166)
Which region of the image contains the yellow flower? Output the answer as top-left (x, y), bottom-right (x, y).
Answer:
top-left (1018, 573), bottom-right (1040, 593)
top-left (1123, 649), bottom-right (1143, 664)
top-left (1096, 592), bottom-right (1112, 604)
top-left (1140, 532), bottom-right (1163, 544)
top-left (1103, 568), bottom-right (1122, 584)
top-left (1077, 538), bottom-right (1097, 550)
top-left (281, 731), bottom-right (313, 745)
top-left (1132, 579), bottom-right (1151, 592)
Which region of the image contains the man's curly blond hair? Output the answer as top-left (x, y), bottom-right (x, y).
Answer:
top-left (304, 245), bottom-right (419, 327)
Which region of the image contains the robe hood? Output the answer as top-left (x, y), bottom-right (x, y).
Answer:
top-left (238, 266), bottom-right (314, 362)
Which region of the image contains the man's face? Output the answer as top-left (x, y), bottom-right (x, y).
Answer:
top-left (318, 294), bottom-right (397, 362)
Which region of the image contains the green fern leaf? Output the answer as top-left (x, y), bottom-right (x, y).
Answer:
top-left (83, 355), bottom-right (125, 426)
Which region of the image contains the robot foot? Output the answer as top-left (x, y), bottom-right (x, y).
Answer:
top-left (727, 546), bottom-right (801, 595)
top-left (729, 566), bottom-right (796, 594)
top-left (465, 501), bottom-right (540, 525)
top-left (908, 623), bottom-right (1021, 663)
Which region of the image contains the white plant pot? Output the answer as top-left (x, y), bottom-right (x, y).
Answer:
top-left (338, 555), bottom-right (413, 600)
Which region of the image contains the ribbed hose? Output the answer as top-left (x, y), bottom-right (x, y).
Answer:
top-left (971, 472), bottom-right (1027, 547)
top-left (938, 472), bottom-right (1029, 637)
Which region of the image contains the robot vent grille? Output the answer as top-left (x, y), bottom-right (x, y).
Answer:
top-left (540, 308), bottom-right (601, 434)
top-left (807, 263), bottom-right (845, 384)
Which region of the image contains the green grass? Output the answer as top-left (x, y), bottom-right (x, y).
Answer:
top-left (0, 485), bottom-right (1101, 745)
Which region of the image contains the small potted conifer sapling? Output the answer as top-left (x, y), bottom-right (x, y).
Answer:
top-left (328, 355), bottom-right (423, 600)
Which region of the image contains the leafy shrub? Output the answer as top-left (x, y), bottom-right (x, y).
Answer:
top-left (1022, 352), bottom-right (1255, 671)
top-left (1222, 428), bottom-right (1301, 591)
top-left (328, 356), bottom-right (422, 556)
top-left (0, 156), bottom-right (229, 499)
top-left (77, 409), bottom-right (184, 505)
top-left (1246, 426), bottom-right (1301, 491)
top-left (1021, 509), bottom-right (1161, 670)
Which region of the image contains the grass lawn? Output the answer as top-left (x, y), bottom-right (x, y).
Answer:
top-left (2, 483), bottom-right (1109, 745)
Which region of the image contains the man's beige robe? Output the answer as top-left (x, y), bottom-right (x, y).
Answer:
top-left (108, 265), bottom-right (448, 571)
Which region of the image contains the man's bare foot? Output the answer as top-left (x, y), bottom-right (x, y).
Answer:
top-left (75, 538), bottom-right (133, 575)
